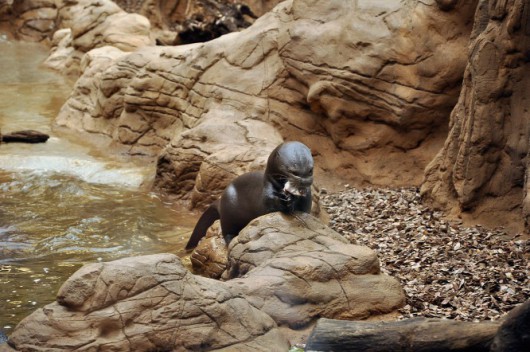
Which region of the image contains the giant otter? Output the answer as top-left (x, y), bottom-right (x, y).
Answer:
top-left (185, 141), bottom-right (313, 249)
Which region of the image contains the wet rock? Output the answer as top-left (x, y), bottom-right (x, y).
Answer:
top-left (7, 253), bottom-right (290, 351)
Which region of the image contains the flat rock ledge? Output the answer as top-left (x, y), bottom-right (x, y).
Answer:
top-left (5, 213), bottom-right (404, 351)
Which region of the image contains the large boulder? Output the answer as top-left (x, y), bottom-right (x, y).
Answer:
top-left (7, 253), bottom-right (290, 351)
top-left (6, 214), bottom-right (404, 350)
top-left (421, 0), bottom-right (530, 231)
top-left (224, 213), bottom-right (405, 328)
top-left (53, 0), bottom-right (479, 208)
top-left (58, 0), bottom-right (153, 52)
top-left (7, 0), bottom-right (154, 75)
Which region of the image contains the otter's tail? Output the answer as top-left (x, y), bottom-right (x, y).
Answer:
top-left (185, 200), bottom-right (220, 250)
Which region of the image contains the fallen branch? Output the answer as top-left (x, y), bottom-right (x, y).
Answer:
top-left (306, 299), bottom-right (530, 352)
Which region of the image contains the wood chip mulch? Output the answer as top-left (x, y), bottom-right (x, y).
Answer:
top-left (321, 187), bottom-right (529, 321)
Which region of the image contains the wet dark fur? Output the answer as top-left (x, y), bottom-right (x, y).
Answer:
top-left (185, 141), bottom-right (313, 249)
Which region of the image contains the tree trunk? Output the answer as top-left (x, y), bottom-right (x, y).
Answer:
top-left (305, 318), bottom-right (499, 352)
top-left (306, 299), bottom-right (530, 352)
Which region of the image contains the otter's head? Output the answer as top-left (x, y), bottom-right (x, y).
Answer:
top-left (265, 141), bottom-right (313, 197)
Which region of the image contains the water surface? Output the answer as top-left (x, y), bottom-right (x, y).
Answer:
top-left (0, 39), bottom-right (196, 334)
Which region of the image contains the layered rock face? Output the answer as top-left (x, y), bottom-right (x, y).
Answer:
top-left (6, 214), bottom-right (404, 351)
top-left (6, 0), bottom-right (153, 75)
top-left (50, 0), bottom-right (478, 209)
top-left (421, 0), bottom-right (530, 230)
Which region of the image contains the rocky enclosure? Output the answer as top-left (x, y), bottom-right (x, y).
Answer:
top-left (2, 0), bottom-right (479, 209)
top-left (2, 0), bottom-right (530, 349)
top-left (3, 0), bottom-right (529, 232)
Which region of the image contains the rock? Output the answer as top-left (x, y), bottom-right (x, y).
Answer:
top-left (223, 212), bottom-right (405, 328)
top-left (190, 197), bottom-right (327, 279)
top-left (7, 214), bottom-right (404, 350)
top-left (51, 0), bottom-right (478, 207)
top-left (190, 220), bottom-right (228, 279)
top-left (43, 28), bottom-right (77, 75)
top-left (10, 0), bottom-right (57, 42)
top-left (7, 0), bottom-right (154, 75)
top-left (421, 0), bottom-right (530, 231)
top-left (56, 45), bottom-right (166, 141)
top-left (7, 253), bottom-right (290, 351)
top-left (154, 111), bottom-right (284, 206)
top-left (74, 11), bottom-right (152, 53)
top-left (0, 0), bottom-right (10, 16)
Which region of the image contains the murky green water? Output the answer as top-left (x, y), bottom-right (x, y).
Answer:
top-left (0, 39), bottom-right (196, 334)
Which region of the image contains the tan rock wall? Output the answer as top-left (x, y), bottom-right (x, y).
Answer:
top-left (421, 0), bottom-right (530, 230)
top-left (3, 0), bottom-right (483, 210)
top-left (53, 0), bottom-right (478, 208)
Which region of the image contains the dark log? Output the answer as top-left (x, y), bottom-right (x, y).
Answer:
top-left (305, 317), bottom-right (500, 352)
top-left (0, 130), bottom-right (49, 143)
top-left (490, 299), bottom-right (530, 352)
